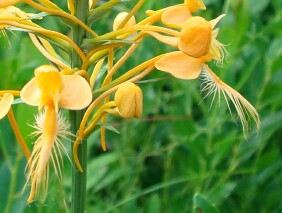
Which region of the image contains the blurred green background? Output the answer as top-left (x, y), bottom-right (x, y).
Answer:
top-left (0, 0), bottom-right (281, 212)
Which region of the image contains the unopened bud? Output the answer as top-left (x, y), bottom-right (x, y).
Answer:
top-left (114, 82), bottom-right (142, 118)
top-left (178, 16), bottom-right (212, 58)
top-left (113, 12), bottom-right (136, 31)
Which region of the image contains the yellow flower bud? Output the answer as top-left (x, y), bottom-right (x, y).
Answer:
top-left (113, 12), bottom-right (136, 31)
top-left (114, 82), bottom-right (143, 118)
top-left (178, 16), bottom-right (212, 58)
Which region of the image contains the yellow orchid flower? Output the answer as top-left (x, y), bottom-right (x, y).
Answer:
top-left (154, 14), bottom-right (226, 79)
top-left (149, 15), bottom-right (226, 60)
top-left (20, 65), bottom-right (92, 202)
top-left (153, 9), bottom-right (259, 134)
top-left (155, 51), bottom-right (260, 134)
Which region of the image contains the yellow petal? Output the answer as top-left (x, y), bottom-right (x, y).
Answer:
top-left (34, 65), bottom-right (59, 75)
top-left (0, 93), bottom-right (14, 119)
top-left (35, 67), bottom-right (63, 111)
top-left (20, 78), bottom-right (41, 106)
top-left (8, 6), bottom-right (28, 18)
top-left (155, 51), bottom-right (203, 79)
top-left (145, 10), bottom-right (156, 16)
top-left (146, 31), bottom-right (179, 48)
top-left (178, 16), bottom-right (212, 58)
top-left (59, 75), bottom-right (92, 110)
top-left (210, 14), bottom-right (226, 29)
top-left (185, 0), bottom-right (206, 12)
top-left (162, 6), bottom-right (192, 28)
top-left (0, 0), bottom-right (20, 8)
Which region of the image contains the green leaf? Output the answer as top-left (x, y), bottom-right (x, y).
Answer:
top-left (98, 122), bottom-right (120, 134)
top-left (137, 77), bottom-right (170, 84)
top-left (0, 162), bottom-right (11, 212)
top-left (87, 153), bottom-right (120, 190)
top-left (246, 0), bottom-right (271, 14)
top-left (193, 193), bottom-right (220, 213)
top-left (81, 38), bottom-right (136, 51)
top-left (93, 167), bottom-right (129, 192)
top-left (266, 37), bottom-right (282, 62)
top-left (206, 182), bottom-right (237, 205)
top-left (87, 7), bottom-right (112, 24)
top-left (87, 0), bottom-right (129, 25)
top-left (145, 194), bottom-right (161, 213)
top-left (12, 98), bottom-right (24, 105)
top-left (27, 12), bottom-right (50, 20)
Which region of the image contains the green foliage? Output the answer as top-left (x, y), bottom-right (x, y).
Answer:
top-left (0, 0), bottom-right (282, 212)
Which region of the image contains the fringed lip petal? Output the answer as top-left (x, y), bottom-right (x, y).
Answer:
top-left (59, 75), bottom-right (92, 110)
top-left (145, 31), bottom-right (179, 48)
top-left (155, 51), bottom-right (203, 79)
top-left (20, 78), bottom-right (41, 107)
top-left (161, 5), bottom-right (192, 28)
top-left (201, 64), bottom-right (260, 134)
top-left (0, 93), bottom-right (14, 119)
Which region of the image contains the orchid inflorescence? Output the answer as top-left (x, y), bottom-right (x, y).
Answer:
top-left (0, 0), bottom-right (260, 203)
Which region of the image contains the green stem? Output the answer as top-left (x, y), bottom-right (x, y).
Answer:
top-left (71, 1), bottom-right (89, 212)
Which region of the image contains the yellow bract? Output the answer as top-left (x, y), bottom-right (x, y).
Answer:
top-left (179, 16), bottom-right (212, 58)
top-left (114, 82), bottom-right (143, 118)
top-left (0, 93), bottom-right (13, 119)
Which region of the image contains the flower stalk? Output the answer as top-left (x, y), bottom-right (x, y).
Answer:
top-left (70, 0), bottom-right (89, 212)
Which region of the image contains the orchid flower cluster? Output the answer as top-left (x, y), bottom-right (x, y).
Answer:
top-left (0, 0), bottom-right (260, 204)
